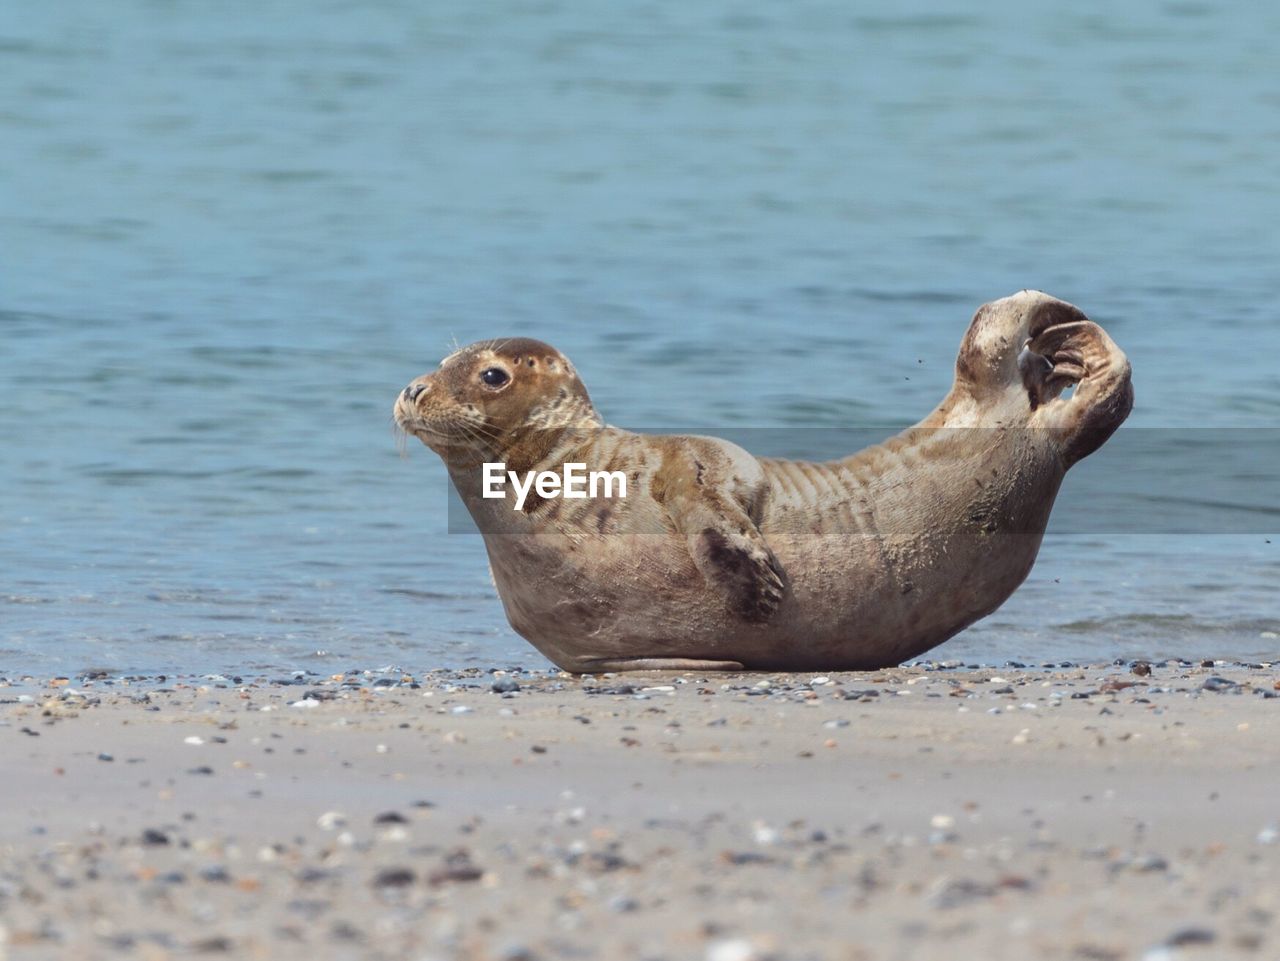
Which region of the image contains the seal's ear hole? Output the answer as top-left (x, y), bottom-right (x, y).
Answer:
top-left (527, 358), bottom-right (536, 368)
top-left (545, 358), bottom-right (558, 371)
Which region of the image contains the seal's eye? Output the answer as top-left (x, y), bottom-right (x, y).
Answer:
top-left (479, 367), bottom-right (510, 388)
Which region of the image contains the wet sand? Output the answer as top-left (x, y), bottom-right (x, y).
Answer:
top-left (2, 661), bottom-right (1279, 960)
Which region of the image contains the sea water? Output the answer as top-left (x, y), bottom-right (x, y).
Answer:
top-left (3, 1), bottom-right (1277, 674)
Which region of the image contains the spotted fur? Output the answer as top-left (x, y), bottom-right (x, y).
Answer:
top-left (394, 292), bottom-right (1132, 672)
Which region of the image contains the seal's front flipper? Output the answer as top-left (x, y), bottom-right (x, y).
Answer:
top-left (691, 523), bottom-right (785, 623)
top-left (652, 441), bottom-right (786, 623)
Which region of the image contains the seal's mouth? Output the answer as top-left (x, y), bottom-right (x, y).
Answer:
top-left (393, 392), bottom-right (449, 443)
top-left (393, 393), bottom-right (498, 453)
top-left (394, 407), bottom-right (455, 443)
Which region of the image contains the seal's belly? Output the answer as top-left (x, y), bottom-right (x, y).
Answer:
top-left (484, 445), bottom-right (1062, 670)
top-left (482, 527), bottom-right (720, 665)
top-left (482, 499), bottom-right (1051, 670)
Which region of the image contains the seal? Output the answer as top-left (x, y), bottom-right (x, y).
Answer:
top-left (394, 291), bottom-right (1132, 672)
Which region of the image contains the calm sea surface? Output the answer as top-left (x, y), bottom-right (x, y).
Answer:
top-left (3, 1), bottom-right (1278, 675)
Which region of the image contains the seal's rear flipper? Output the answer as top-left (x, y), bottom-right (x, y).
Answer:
top-left (576, 658), bottom-right (746, 673)
top-left (1029, 319), bottom-right (1133, 466)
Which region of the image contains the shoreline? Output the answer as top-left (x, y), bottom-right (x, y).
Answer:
top-left (3, 654), bottom-right (1277, 690)
top-left (3, 662), bottom-right (1278, 959)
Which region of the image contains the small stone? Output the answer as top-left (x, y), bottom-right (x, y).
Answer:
top-left (1131, 661), bottom-right (1152, 677)
top-left (720, 850), bottom-right (774, 866)
top-left (373, 811), bottom-right (408, 825)
top-left (1132, 855), bottom-right (1169, 873)
top-left (1164, 927), bottom-right (1215, 947)
top-left (317, 811), bottom-right (347, 831)
top-left (997, 874), bottom-right (1034, 891)
top-left (372, 867), bottom-right (415, 888)
top-left (1099, 679), bottom-right (1137, 693)
top-left (929, 877), bottom-right (995, 909)
top-left (608, 894), bottom-right (640, 913)
top-left (97, 753), bottom-right (114, 762)
top-left (706, 938), bottom-right (758, 961)
top-left (428, 864), bottom-right (484, 886)
top-left (751, 822), bottom-right (779, 845)
top-left (555, 806), bottom-right (586, 825)
top-left (330, 921), bottom-right (363, 941)
top-left (492, 677), bottom-right (520, 693)
top-left (141, 828), bottom-right (170, 846)
top-left (585, 850), bottom-right (628, 872)
top-left (191, 936), bottom-right (233, 953)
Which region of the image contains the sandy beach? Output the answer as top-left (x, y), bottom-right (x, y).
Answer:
top-left (2, 661), bottom-right (1278, 961)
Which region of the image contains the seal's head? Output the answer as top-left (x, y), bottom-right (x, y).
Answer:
top-left (955, 290), bottom-right (1091, 402)
top-left (951, 290), bottom-right (1133, 463)
top-left (394, 338), bottom-right (601, 463)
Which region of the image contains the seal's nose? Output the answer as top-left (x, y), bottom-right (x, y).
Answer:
top-left (403, 383), bottom-right (428, 402)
